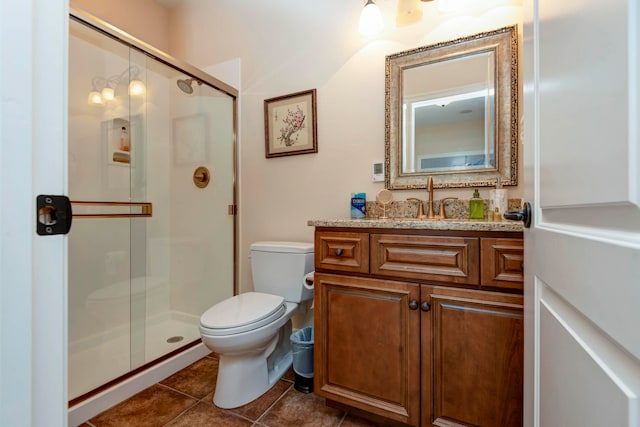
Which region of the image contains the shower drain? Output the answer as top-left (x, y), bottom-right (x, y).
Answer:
top-left (166, 336), bottom-right (184, 343)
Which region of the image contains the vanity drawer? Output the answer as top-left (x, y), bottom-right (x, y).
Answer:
top-left (315, 231), bottom-right (369, 274)
top-left (480, 238), bottom-right (524, 291)
top-left (370, 234), bottom-right (479, 285)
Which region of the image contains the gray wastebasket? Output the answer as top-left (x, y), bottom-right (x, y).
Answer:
top-left (290, 327), bottom-right (314, 393)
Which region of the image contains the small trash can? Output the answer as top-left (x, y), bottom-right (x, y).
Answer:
top-left (290, 326), bottom-right (314, 393)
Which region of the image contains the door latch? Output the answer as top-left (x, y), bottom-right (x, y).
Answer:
top-left (36, 195), bottom-right (72, 235)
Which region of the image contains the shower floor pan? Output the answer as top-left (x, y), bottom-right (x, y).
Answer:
top-left (68, 310), bottom-right (200, 401)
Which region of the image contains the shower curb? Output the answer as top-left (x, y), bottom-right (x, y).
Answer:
top-left (68, 343), bottom-right (210, 426)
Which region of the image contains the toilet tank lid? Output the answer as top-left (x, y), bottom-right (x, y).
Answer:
top-left (251, 241), bottom-right (313, 254)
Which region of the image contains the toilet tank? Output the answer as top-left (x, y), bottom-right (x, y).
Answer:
top-left (250, 241), bottom-right (314, 303)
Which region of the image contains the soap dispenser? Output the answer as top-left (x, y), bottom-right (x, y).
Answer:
top-left (469, 189), bottom-right (484, 220)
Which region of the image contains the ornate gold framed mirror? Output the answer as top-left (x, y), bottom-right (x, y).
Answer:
top-left (385, 26), bottom-right (519, 189)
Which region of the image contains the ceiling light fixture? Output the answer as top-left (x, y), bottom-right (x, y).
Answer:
top-left (101, 86), bottom-right (115, 101)
top-left (359, 0), bottom-right (384, 37)
top-left (128, 79), bottom-right (145, 96)
top-left (88, 66), bottom-right (145, 106)
top-left (396, 0), bottom-right (423, 26)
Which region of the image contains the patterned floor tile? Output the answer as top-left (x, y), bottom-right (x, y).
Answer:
top-left (88, 384), bottom-right (197, 427)
top-left (227, 380), bottom-right (292, 421)
top-left (258, 388), bottom-right (344, 427)
top-left (165, 402), bottom-right (253, 426)
top-left (160, 356), bottom-right (219, 399)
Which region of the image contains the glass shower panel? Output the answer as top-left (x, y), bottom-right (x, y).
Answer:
top-left (143, 59), bottom-right (236, 364)
top-left (68, 15), bottom-right (236, 402)
top-left (128, 48), bottom-right (149, 371)
top-left (68, 18), bottom-right (136, 400)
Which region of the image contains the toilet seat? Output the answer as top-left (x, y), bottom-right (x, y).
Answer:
top-left (200, 292), bottom-right (286, 336)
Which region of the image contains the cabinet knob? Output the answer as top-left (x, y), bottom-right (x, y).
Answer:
top-left (421, 301), bottom-right (431, 312)
top-left (408, 300), bottom-right (419, 310)
top-left (334, 248), bottom-right (343, 256)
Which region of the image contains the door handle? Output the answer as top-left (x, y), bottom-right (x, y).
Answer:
top-left (504, 201), bottom-right (532, 228)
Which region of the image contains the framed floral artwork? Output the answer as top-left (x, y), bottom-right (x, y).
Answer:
top-left (264, 89), bottom-right (317, 158)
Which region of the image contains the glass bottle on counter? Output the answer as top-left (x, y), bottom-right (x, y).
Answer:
top-left (469, 189), bottom-right (484, 220)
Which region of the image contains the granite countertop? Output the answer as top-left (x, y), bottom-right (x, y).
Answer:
top-left (307, 218), bottom-right (524, 232)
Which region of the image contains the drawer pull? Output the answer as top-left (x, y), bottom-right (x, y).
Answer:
top-left (421, 301), bottom-right (431, 312)
top-left (409, 300), bottom-right (419, 310)
top-left (334, 248), bottom-right (344, 256)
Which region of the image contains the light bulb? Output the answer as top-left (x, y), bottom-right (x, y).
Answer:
top-left (359, 0), bottom-right (384, 37)
top-left (128, 79), bottom-right (145, 96)
top-left (396, 0), bottom-right (423, 26)
top-left (87, 91), bottom-right (103, 105)
top-left (101, 86), bottom-right (115, 101)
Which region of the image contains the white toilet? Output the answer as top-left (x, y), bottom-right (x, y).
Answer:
top-left (199, 241), bottom-right (314, 409)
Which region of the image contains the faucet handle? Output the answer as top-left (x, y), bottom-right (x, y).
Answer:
top-left (407, 198), bottom-right (426, 219)
top-left (437, 197), bottom-right (459, 219)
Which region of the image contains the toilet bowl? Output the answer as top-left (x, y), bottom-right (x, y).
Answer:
top-left (199, 241), bottom-right (314, 409)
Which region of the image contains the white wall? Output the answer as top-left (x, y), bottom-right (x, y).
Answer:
top-left (167, 0), bottom-right (524, 292)
top-left (71, 0), bottom-right (170, 52)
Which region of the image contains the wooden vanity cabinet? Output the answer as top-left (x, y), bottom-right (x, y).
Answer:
top-left (313, 228), bottom-right (524, 427)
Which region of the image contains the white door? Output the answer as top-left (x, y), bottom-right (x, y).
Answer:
top-left (0, 0), bottom-right (68, 425)
top-left (523, 0), bottom-right (640, 426)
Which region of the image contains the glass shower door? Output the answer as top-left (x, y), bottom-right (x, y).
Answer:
top-left (68, 15), bottom-right (236, 402)
top-left (68, 20), bottom-right (141, 398)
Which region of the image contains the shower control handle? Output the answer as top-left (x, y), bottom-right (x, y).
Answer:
top-left (193, 166), bottom-right (210, 189)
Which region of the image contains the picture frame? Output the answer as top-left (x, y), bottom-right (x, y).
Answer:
top-left (264, 89), bottom-right (317, 158)
top-left (173, 114), bottom-right (208, 165)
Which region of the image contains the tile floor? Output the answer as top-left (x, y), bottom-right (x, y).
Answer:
top-left (80, 353), bottom-right (380, 427)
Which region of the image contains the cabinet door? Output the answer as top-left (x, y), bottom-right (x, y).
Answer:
top-left (421, 285), bottom-right (523, 427)
top-left (314, 273), bottom-right (420, 426)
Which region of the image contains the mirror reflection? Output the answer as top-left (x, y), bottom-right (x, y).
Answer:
top-left (386, 26), bottom-right (518, 189)
top-left (403, 51), bottom-right (495, 173)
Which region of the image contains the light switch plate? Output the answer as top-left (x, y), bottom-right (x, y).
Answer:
top-left (372, 162), bottom-right (384, 182)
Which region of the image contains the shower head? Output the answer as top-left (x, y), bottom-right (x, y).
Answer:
top-left (176, 78), bottom-right (202, 94)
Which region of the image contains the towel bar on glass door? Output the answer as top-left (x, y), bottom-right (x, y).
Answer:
top-left (71, 201), bottom-right (152, 218)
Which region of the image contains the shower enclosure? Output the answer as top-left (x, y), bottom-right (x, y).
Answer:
top-left (68, 9), bottom-right (237, 402)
